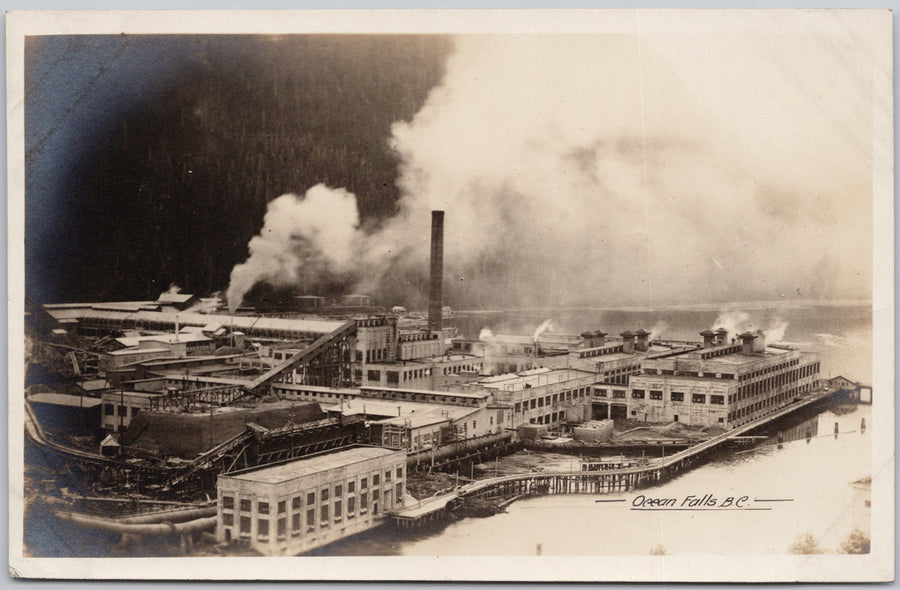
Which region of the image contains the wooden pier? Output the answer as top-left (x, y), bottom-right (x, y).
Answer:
top-left (389, 384), bottom-right (850, 527)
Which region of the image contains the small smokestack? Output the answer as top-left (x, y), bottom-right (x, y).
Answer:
top-left (700, 330), bottom-right (716, 348)
top-left (634, 328), bottom-right (650, 352)
top-left (620, 331), bottom-right (635, 354)
top-left (739, 331), bottom-right (757, 355)
top-left (428, 210), bottom-right (444, 333)
top-left (715, 328), bottom-right (728, 346)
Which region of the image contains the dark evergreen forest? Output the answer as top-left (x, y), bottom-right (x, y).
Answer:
top-left (25, 35), bottom-right (452, 304)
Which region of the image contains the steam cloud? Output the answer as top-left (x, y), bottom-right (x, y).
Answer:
top-left (712, 310), bottom-right (789, 344)
top-left (532, 319), bottom-right (557, 343)
top-left (227, 32), bottom-right (873, 309)
top-left (226, 185), bottom-right (361, 311)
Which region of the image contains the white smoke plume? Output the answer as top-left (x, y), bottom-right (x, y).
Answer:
top-left (532, 319), bottom-right (557, 343)
top-left (226, 184), bottom-right (362, 312)
top-left (227, 31), bottom-right (873, 310)
top-left (712, 310), bottom-right (752, 337)
top-left (763, 317), bottom-right (789, 344)
top-left (649, 320), bottom-right (669, 340)
top-left (165, 283), bottom-right (182, 296)
top-left (479, 327), bottom-right (495, 341)
top-left (380, 33), bottom-right (873, 307)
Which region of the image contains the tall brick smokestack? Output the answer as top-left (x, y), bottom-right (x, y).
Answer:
top-left (428, 210), bottom-right (444, 332)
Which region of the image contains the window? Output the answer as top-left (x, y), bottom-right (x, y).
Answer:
top-left (118, 405), bottom-right (127, 416)
top-left (307, 492), bottom-right (315, 505)
top-left (320, 505), bottom-right (329, 526)
top-left (277, 517), bottom-right (286, 539)
top-left (595, 388), bottom-right (607, 397)
top-left (367, 370), bottom-right (380, 382)
top-left (360, 478), bottom-right (368, 490)
top-left (632, 390), bottom-right (645, 399)
top-left (291, 513), bottom-right (301, 536)
top-left (385, 470), bottom-right (392, 483)
top-left (222, 495), bottom-right (235, 510)
top-left (335, 484), bottom-right (342, 497)
top-left (240, 516), bottom-right (251, 537)
top-left (373, 490), bottom-right (380, 502)
top-left (306, 508), bottom-right (315, 531)
top-left (240, 499), bottom-right (252, 512)
top-left (710, 395), bottom-right (725, 405)
top-left (292, 496), bottom-right (301, 510)
top-left (386, 371), bottom-right (400, 385)
top-left (649, 390), bottom-right (663, 400)
top-left (104, 404), bottom-right (114, 416)
top-left (373, 474), bottom-right (380, 486)
top-left (258, 501), bottom-right (269, 515)
top-left (348, 481), bottom-right (355, 494)
top-left (692, 394), bottom-right (706, 404)
top-left (278, 500), bottom-right (286, 514)
top-left (613, 390), bottom-right (626, 398)
top-left (360, 492), bottom-right (368, 513)
top-left (257, 518), bottom-right (269, 540)
top-left (396, 483), bottom-right (403, 500)
top-left (321, 488), bottom-right (329, 502)
top-left (222, 513), bottom-right (234, 526)
top-left (670, 392), bottom-right (684, 402)
top-left (348, 496), bottom-right (356, 517)
top-left (334, 500), bottom-right (342, 520)
top-left (396, 466), bottom-right (403, 480)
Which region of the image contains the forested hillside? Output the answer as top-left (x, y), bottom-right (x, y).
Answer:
top-left (25, 35), bottom-right (452, 303)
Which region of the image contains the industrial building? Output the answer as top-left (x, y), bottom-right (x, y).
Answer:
top-left (596, 330), bottom-right (821, 427)
top-left (216, 445), bottom-right (406, 555)
top-left (469, 367), bottom-right (596, 431)
top-left (359, 354), bottom-right (482, 391)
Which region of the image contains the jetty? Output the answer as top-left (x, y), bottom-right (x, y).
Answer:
top-left (390, 383), bottom-right (851, 527)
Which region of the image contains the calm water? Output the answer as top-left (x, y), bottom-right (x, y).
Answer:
top-left (320, 405), bottom-right (872, 556)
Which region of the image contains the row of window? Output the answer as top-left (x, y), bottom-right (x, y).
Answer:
top-left (529, 410), bottom-right (565, 425)
top-left (103, 404), bottom-right (135, 417)
top-left (640, 368), bottom-right (736, 380)
top-left (512, 387), bottom-right (589, 413)
top-left (599, 389), bottom-right (725, 405)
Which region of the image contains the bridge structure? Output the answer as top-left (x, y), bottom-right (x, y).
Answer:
top-left (391, 383), bottom-right (851, 527)
top-left (241, 320), bottom-right (356, 395)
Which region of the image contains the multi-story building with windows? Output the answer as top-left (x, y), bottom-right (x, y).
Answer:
top-left (471, 367), bottom-right (596, 430)
top-left (216, 445), bottom-right (406, 555)
top-left (594, 331), bottom-right (820, 428)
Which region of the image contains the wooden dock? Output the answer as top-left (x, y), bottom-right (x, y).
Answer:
top-left (390, 385), bottom-right (848, 526)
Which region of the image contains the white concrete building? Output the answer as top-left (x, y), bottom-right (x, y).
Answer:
top-left (216, 445), bottom-right (406, 555)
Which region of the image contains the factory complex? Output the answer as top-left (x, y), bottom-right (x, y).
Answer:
top-left (25, 211), bottom-right (827, 555)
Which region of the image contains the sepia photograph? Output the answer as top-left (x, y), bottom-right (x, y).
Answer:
top-left (7, 8), bottom-right (894, 581)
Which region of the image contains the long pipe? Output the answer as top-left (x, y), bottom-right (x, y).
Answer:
top-left (116, 505), bottom-right (217, 525)
top-left (54, 511), bottom-right (217, 537)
